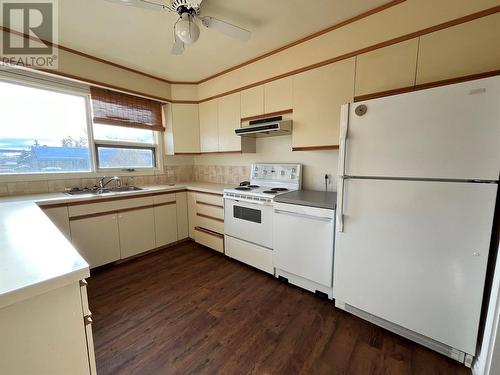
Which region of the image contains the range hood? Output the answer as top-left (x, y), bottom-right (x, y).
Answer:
top-left (235, 115), bottom-right (292, 138)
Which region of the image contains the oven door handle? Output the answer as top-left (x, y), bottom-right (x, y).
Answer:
top-left (224, 197), bottom-right (272, 206)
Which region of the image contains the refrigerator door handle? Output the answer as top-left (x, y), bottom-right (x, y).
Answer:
top-left (337, 103), bottom-right (350, 233)
top-left (338, 103), bottom-right (350, 178)
top-left (337, 176), bottom-right (345, 232)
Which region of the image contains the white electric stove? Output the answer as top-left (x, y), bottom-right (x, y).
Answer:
top-left (223, 163), bottom-right (302, 274)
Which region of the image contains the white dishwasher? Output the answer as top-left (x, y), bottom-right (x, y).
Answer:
top-left (273, 191), bottom-right (336, 299)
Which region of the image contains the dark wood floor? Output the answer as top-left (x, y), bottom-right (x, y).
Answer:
top-left (87, 241), bottom-right (471, 375)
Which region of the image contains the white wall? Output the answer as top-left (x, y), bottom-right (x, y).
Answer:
top-left (194, 135), bottom-right (338, 191)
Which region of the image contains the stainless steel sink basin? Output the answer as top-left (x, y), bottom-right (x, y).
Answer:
top-left (65, 186), bottom-right (143, 195)
top-left (108, 186), bottom-right (143, 192)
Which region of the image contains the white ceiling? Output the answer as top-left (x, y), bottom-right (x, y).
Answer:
top-left (58, 0), bottom-right (389, 82)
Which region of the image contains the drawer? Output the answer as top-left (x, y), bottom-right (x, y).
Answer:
top-left (194, 192), bottom-right (223, 207)
top-left (196, 213), bottom-right (224, 234)
top-left (69, 196), bottom-right (154, 217)
top-left (153, 192), bottom-right (177, 205)
top-left (196, 201), bottom-right (224, 220)
top-left (194, 227), bottom-right (224, 253)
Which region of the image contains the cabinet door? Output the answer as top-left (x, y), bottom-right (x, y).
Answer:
top-left (171, 103), bottom-right (200, 153)
top-left (176, 192), bottom-right (189, 240)
top-left (118, 208), bottom-right (156, 258)
top-left (292, 58), bottom-right (355, 148)
top-left (417, 13), bottom-right (500, 84)
top-left (264, 77), bottom-right (293, 113)
top-left (43, 206), bottom-right (71, 240)
top-left (154, 203), bottom-right (178, 247)
top-left (187, 191), bottom-right (197, 238)
top-left (70, 214), bottom-right (120, 268)
top-left (0, 283), bottom-right (91, 375)
top-left (241, 86), bottom-right (264, 118)
top-left (217, 92), bottom-right (242, 152)
top-left (199, 100), bottom-right (219, 152)
top-left (355, 38), bottom-right (418, 97)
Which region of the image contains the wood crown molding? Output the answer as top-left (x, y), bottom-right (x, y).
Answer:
top-left (197, 0), bottom-right (406, 84)
top-left (0, 0), bottom-right (405, 86)
top-left (196, 4), bottom-right (500, 104)
top-left (2, 3), bottom-right (498, 105)
top-left (354, 69), bottom-right (500, 102)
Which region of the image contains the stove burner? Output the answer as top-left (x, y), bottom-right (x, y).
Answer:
top-left (271, 187), bottom-right (288, 192)
top-left (235, 186), bottom-right (252, 191)
top-left (248, 185), bottom-right (259, 188)
top-left (263, 190), bottom-right (279, 194)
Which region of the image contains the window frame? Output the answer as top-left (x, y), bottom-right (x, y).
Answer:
top-left (0, 72), bottom-right (164, 182)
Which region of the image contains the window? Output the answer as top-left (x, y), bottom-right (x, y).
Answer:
top-left (90, 87), bottom-right (163, 170)
top-left (0, 74), bottom-right (165, 176)
top-left (0, 80), bottom-right (91, 174)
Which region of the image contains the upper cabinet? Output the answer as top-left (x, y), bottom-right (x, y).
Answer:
top-left (241, 86), bottom-right (264, 118)
top-left (240, 77), bottom-right (293, 119)
top-left (198, 93), bottom-right (255, 153)
top-left (164, 103), bottom-right (200, 154)
top-left (218, 92), bottom-right (243, 152)
top-left (264, 77), bottom-right (293, 113)
top-left (416, 14), bottom-right (500, 85)
top-left (292, 58), bottom-right (355, 149)
top-left (199, 100), bottom-right (219, 152)
top-left (355, 39), bottom-right (418, 97)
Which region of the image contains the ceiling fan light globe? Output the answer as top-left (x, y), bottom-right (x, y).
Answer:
top-left (175, 14), bottom-right (200, 44)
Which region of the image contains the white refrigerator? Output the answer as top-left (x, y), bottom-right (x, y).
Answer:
top-left (334, 76), bottom-right (500, 367)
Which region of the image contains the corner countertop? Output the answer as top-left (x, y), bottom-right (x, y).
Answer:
top-left (0, 181), bottom-right (230, 310)
top-left (274, 190), bottom-right (337, 210)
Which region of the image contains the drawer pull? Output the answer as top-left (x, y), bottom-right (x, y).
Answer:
top-left (196, 213), bottom-right (224, 223)
top-left (194, 226), bottom-right (224, 239)
top-left (196, 201), bottom-right (223, 209)
top-left (84, 313), bottom-right (93, 326)
top-left (79, 279), bottom-right (88, 287)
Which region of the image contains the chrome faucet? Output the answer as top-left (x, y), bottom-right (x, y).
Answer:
top-left (98, 176), bottom-right (121, 190)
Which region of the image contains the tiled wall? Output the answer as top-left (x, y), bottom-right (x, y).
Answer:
top-left (193, 165), bottom-right (250, 185)
top-left (0, 165), bottom-right (194, 197)
top-left (0, 164), bottom-right (251, 197)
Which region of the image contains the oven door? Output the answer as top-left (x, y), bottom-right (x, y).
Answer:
top-left (224, 198), bottom-right (273, 249)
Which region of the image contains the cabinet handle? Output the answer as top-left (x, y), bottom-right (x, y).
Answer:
top-left (79, 279), bottom-right (88, 287)
top-left (84, 313), bottom-right (93, 326)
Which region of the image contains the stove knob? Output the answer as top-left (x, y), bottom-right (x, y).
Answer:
top-left (291, 174), bottom-right (296, 179)
top-left (280, 170), bottom-right (285, 176)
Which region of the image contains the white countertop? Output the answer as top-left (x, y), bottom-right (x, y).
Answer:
top-left (0, 182), bottom-right (230, 309)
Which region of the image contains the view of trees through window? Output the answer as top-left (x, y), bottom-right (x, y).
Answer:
top-left (0, 80), bottom-right (158, 174)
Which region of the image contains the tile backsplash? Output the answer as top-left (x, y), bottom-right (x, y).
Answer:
top-left (0, 165), bottom-right (194, 197)
top-left (0, 164), bottom-right (252, 197)
top-left (193, 165), bottom-right (250, 185)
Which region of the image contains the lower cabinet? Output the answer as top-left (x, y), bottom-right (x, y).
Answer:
top-left (70, 213), bottom-right (121, 268)
top-left (118, 208), bottom-right (156, 259)
top-left (154, 203), bottom-right (178, 248)
top-left (187, 191), bottom-right (225, 253)
top-left (0, 281), bottom-right (96, 375)
top-left (68, 192), bottom-right (184, 269)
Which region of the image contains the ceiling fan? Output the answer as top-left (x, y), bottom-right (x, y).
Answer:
top-left (105, 0), bottom-right (251, 55)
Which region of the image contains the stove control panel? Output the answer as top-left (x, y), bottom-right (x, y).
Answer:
top-left (250, 163), bottom-right (302, 189)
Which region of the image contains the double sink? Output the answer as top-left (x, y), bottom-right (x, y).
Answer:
top-left (66, 186), bottom-right (143, 196)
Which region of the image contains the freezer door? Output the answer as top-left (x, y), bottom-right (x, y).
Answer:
top-left (334, 178), bottom-right (497, 354)
top-left (344, 76), bottom-right (500, 180)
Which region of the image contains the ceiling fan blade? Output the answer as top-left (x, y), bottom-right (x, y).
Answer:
top-left (199, 16), bottom-right (251, 42)
top-left (104, 0), bottom-right (168, 11)
top-left (171, 35), bottom-right (185, 55)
